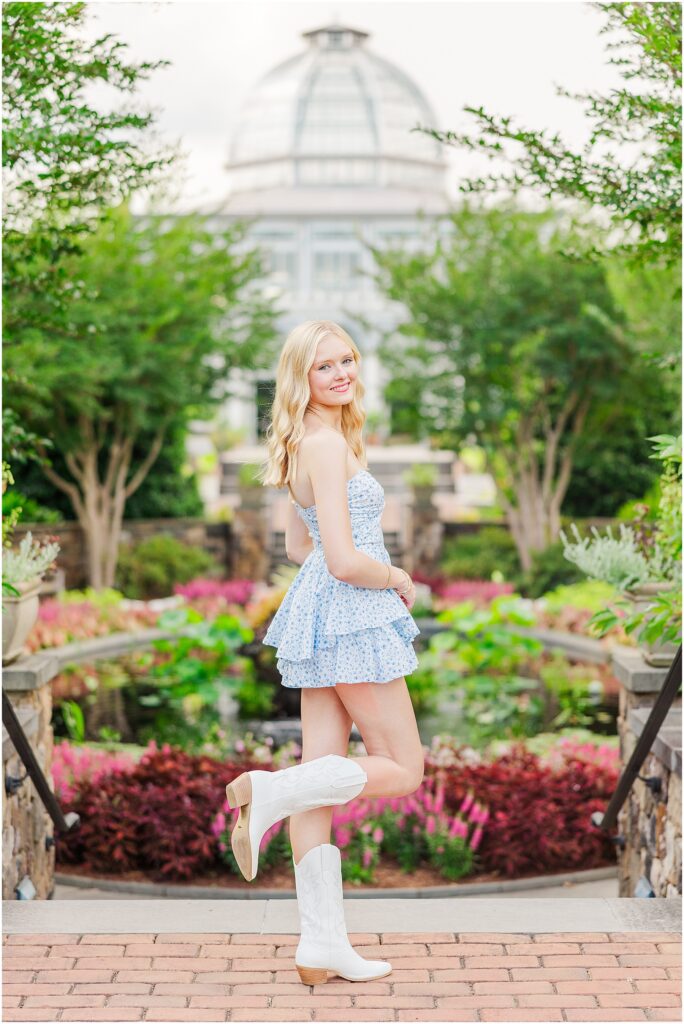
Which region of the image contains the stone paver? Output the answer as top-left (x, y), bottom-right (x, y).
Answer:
top-left (2, 931), bottom-right (680, 1021)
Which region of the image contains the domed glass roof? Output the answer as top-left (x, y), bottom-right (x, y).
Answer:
top-left (227, 24), bottom-right (446, 193)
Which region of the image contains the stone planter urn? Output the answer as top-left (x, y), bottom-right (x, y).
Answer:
top-left (2, 576), bottom-right (42, 665)
top-left (624, 581), bottom-right (680, 668)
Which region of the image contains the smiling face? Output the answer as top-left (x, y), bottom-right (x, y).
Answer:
top-left (307, 332), bottom-right (358, 408)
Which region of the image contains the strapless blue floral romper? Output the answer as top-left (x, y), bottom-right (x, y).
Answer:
top-left (262, 469), bottom-right (421, 688)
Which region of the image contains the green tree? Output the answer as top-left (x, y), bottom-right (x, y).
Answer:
top-left (6, 201), bottom-right (278, 588)
top-left (605, 257), bottom-right (682, 372)
top-left (370, 203), bottom-right (652, 570)
top-left (3, 0), bottom-right (179, 489)
top-left (3, 1), bottom-right (177, 337)
top-left (563, 256), bottom-right (681, 514)
top-left (418, 3), bottom-right (681, 268)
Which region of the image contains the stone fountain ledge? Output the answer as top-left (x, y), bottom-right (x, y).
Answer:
top-left (52, 864), bottom-right (619, 901)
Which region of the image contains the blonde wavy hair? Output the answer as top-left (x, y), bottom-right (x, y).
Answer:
top-left (259, 320), bottom-right (367, 499)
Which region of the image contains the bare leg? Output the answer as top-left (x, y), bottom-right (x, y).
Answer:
top-left (334, 677), bottom-right (425, 798)
top-left (289, 685), bottom-right (353, 865)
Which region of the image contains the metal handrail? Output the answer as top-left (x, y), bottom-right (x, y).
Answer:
top-left (593, 645), bottom-right (681, 833)
top-left (3, 690), bottom-right (80, 833)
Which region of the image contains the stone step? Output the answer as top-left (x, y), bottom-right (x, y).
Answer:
top-left (3, 897), bottom-right (681, 935)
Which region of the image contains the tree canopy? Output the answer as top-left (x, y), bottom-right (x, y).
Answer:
top-left (3, 1), bottom-right (178, 330)
top-left (370, 203), bottom-right (660, 567)
top-left (6, 201), bottom-right (279, 585)
top-left (418, 3), bottom-right (682, 268)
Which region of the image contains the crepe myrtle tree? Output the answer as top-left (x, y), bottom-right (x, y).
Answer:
top-left (6, 200), bottom-right (280, 588)
top-left (415, 2), bottom-right (681, 270)
top-left (369, 202), bottom-right (645, 572)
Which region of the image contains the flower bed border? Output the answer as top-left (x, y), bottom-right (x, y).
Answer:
top-left (54, 863), bottom-right (617, 899)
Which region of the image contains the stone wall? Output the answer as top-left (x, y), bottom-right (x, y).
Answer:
top-left (232, 488), bottom-right (270, 582)
top-left (613, 646), bottom-right (682, 898)
top-left (2, 656), bottom-right (57, 899)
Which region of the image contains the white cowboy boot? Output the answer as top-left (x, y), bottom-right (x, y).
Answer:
top-left (225, 754), bottom-right (367, 881)
top-left (293, 842), bottom-right (392, 984)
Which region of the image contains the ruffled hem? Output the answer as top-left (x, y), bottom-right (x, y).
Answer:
top-left (262, 558), bottom-right (420, 663)
top-left (276, 620), bottom-right (419, 687)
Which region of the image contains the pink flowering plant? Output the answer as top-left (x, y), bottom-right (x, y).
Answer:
top-left (213, 768), bottom-right (488, 884)
top-left (30, 588), bottom-right (159, 652)
top-left (173, 578), bottom-right (256, 621)
top-left (332, 773), bottom-right (487, 884)
top-left (51, 738), bottom-right (137, 803)
top-left (433, 580), bottom-right (515, 610)
top-left (174, 578), bottom-right (255, 604)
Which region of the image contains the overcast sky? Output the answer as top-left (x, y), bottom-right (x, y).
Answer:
top-left (82, 0), bottom-right (623, 212)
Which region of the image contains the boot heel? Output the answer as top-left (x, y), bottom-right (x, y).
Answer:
top-left (226, 773), bottom-right (252, 808)
top-left (296, 964), bottom-right (328, 985)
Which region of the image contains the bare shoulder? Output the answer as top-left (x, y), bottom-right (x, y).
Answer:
top-left (301, 430), bottom-right (348, 481)
top-left (299, 428), bottom-right (347, 470)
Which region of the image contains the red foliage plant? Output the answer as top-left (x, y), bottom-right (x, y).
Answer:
top-left (56, 744), bottom-right (264, 881)
top-left (437, 742), bottom-right (618, 878)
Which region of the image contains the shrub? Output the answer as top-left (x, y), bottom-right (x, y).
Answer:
top-left (172, 578), bottom-right (258, 625)
top-left (2, 489), bottom-right (62, 524)
top-left (419, 594), bottom-right (611, 741)
top-left (115, 534), bottom-right (217, 599)
top-left (405, 663), bottom-right (441, 715)
top-left (436, 741), bottom-right (618, 878)
top-left (55, 740), bottom-right (263, 880)
top-left (538, 579), bottom-right (619, 615)
top-left (215, 771), bottom-right (487, 885)
top-left (534, 580), bottom-right (629, 641)
top-left (513, 540), bottom-right (585, 598)
top-left (440, 527), bottom-right (520, 581)
top-left (149, 606), bottom-right (260, 719)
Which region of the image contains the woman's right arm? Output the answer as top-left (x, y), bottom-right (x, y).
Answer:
top-left (308, 434), bottom-right (414, 595)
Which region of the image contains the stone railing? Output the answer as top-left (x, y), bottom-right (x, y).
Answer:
top-left (612, 646), bottom-right (682, 897)
top-left (2, 627), bottom-right (193, 900)
top-left (2, 650), bottom-right (58, 900)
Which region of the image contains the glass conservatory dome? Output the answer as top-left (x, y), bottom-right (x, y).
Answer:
top-left (227, 24), bottom-right (447, 193)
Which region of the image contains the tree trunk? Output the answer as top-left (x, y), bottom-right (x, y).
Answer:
top-left (38, 419), bottom-right (168, 589)
top-left (492, 393), bottom-right (591, 573)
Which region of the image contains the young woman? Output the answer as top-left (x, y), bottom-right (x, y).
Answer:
top-left (225, 320), bottom-right (425, 986)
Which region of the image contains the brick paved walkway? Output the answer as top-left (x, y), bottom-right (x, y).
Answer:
top-left (2, 930), bottom-right (681, 1022)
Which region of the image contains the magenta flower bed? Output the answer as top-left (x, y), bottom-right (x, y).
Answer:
top-left (435, 580), bottom-right (515, 605)
top-left (173, 578), bottom-right (255, 604)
